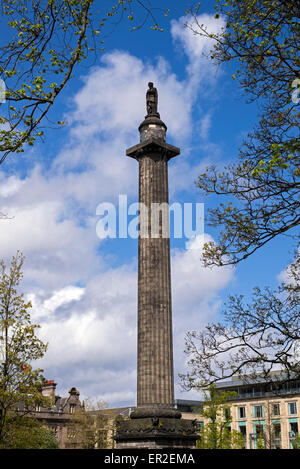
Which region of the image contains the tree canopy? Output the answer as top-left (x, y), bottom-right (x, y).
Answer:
top-left (180, 252), bottom-right (300, 388)
top-left (186, 0), bottom-right (299, 266)
top-left (0, 416), bottom-right (59, 449)
top-left (196, 385), bottom-right (245, 449)
top-left (0, 251), bottom-right (48, 445)
top-left (179, 0), bottom-right (300, 395)
top-left (0, 0), bottom-right (169, 164)
top-left (66, 397), bottom-right (110, 449)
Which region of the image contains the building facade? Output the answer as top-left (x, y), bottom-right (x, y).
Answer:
top-left (31, 377), bottom-right (300, 449)
top-left (176, 376), bottom-right (300, 449)
top-left (30, 380), bottom-right (83, 448)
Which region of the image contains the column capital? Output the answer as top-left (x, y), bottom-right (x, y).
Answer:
top-left (126, 139), bottom-right (180, 162)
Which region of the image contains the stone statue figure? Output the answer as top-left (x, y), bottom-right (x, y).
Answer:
top-left (146, 82), bottom-right (158, 116)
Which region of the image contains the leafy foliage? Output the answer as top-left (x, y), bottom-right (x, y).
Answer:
top-left (0, 416), bottom-right (59, 449)
top-left (0, 0), bottom-right (169, 164)
top-left (180, 252), bottom-right (300, 387)
top-left (0, 251), bottom-right (48, 445)
top-left (66, 397), bottom-right (111, 449)
top-left (186, 0), bottom-right (300, 266)
top-left (196, 385), bottom-right (245, 449)
top-left (292, 434), bottom-right (300, 449)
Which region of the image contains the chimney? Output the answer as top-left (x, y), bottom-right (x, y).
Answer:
top-left (68, 387), bottom-right (80, 397)
top-left (42, 380), bottom-right (57, 403)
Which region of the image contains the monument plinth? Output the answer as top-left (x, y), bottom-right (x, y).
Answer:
top-left (114, 83), bottom-right (198, 449)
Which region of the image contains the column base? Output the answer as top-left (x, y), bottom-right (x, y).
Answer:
top-left (114, 407), bottom-right (199, 449)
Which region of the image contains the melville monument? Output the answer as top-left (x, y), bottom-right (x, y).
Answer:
top-left (114, 83), bottom-right (198, 449)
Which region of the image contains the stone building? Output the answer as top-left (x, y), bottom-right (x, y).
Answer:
top-left (29, 375), bottom-right (300, 449)
top-left (33, 381), bottom-right (116, 449)
top-left (101, 375), bottom-right (300, 449)
top-left (176, 375), bottom-right (300, 449)
top-left (30, 380), bottom-right (83, 448)
top-left (89, 406), bottom-right (132, 449)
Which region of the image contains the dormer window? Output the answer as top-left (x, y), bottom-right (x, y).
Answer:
top-left (70, 403), bottom-right (76, 414)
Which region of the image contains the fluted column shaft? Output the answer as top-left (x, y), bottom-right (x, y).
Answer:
top-left (137, 153), bottom-right (174, 408)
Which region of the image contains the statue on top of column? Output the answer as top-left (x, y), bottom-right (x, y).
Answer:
top-left (146, 82), bottom-right (159, 116)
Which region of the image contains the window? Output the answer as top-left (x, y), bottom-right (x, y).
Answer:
top-left (272, 423), bottom-right (281, 438)
top-left (255, 424), bottom-right (264, 437)
top-left (224, 408), bottom-right (231, 420)
top-left (196, 421), bottom-right (204, 433)
top-left (272, 423), bottom-right (281, 449)
top-left (69, 403), bottom-right (76, 414)
top-left (67, 427), bottom-right (77, 439)
top-left (251, 423), bottom-right (265, 449)
top-left (238, 424), bottom-right (247, 440)
top-left (238, 406), bottom-right (246, 419)
top-left (288, 402), bottom-right (297, 415)
top-left (253, 405), bottom-right (264, 418)
top-left (253, 386), bottom-right (263, 397)
top-left (290, 421), bottom-right (298, 437)
top-left (240, 386), bottom-right (253, 398)
top-left (272, 404), bottom-right (280, 416)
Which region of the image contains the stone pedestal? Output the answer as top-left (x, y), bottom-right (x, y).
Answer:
top-left (115, 408), bottom-right (198, 449)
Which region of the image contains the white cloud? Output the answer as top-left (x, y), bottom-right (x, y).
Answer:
top-left (32, 265), bottom-right (137, 366)
top-left (171, 14), bottom-right (225, 58)
top-left (277, 247), bottom-right (299, 286)
top-left (0, 14), bottom-right (230, 406)
top-left (63, 50), bottom-right (193, 148)
top-left (0, 26), bottom-right (223, 286)
top-left (172, 235), bottom-right (233, 312)
top-left (171, 235), bottom-right (234, 399)
top-left (28, 285), bottom-right (85, 321)
top-left (31, 235), bottom-right (234, 406)
top-left (199, 111), bottom-right (212, 140)
top-left (0, 174), bottom-right (25, 198)
top-left (171, 13), bottom-right (225, 91)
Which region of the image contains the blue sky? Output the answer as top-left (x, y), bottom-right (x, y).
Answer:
top-left (0, 1), bottom-right (295, 407)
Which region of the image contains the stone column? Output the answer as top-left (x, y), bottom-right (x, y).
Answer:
top-left (114, 84), bottom-right (198, 448)
top-left (137, 154), bottom-right (174, 409)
